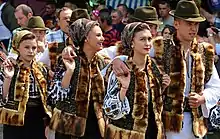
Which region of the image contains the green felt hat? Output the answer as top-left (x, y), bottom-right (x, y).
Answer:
top-left (169, 0), bottom-right (205, 22)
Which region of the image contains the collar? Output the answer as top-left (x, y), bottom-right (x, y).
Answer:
top-left (0, 2), bottom-right (6, 11)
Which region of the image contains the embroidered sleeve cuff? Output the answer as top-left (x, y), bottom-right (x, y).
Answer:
top-left (48, 81), bottom-right (71, 105)
top-left (103, 91), bottom-right (130, 120)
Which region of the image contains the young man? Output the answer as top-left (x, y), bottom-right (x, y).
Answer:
top-left (98, 9), bottom-right (120, 48)
top-left (42, 1), bottom-right (57, 30)
top-left (158, 0), bottom-right (174, 32)
top-left (152, 1), bottom-right (220, 138)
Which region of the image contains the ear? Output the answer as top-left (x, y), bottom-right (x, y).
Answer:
top-left (174, 20), bottom-right (179, 30)
top-left (27, 13), bottom-right (33, 19)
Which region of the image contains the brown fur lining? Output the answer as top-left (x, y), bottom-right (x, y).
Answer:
top-left (105, 56), bottom-right (164, 139)
top-left (49, 108), bottom-right (87, 136)
top-left (154, 37), bottom-right (214, 137)
top-left (0, 61), bottom-right (51, 126)
top-left (50, 53), bottom-right (109, 137)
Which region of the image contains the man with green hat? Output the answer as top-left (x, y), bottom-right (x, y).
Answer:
top-left (151, 0), bottom-right (220, 138)
top-left (8, 16), bottom-right (51, 67)
top-left (98, 6), bottom-right (162, 59)
top-left (129, 6), bottom-right (162, 37)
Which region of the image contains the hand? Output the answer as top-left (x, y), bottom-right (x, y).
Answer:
top-left (116, 72), bottom-right (131, 89)
top-left (62, 46), bottom-right (76, 71)
top-left (206, 27), bottom-right (216, 36)
top-left (162, 74), bottom-right (171, 90)
top-left (3, 59), bottom-right (15, 79)
top-left (37, 41), bottom-right (46, 53)
top-left (188, 92), bottom-right (205, 108)
top-left (112, 58), bottom-right (129, 77)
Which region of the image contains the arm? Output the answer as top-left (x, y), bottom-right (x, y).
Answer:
top-left (103, 71), bottom-right (130, 120)
top-left (48, 68), bottom-right (71, 105)
top-left (201, 64), bottom-right (220, 118)
top-left (61, 69), bottom-right (74, 88)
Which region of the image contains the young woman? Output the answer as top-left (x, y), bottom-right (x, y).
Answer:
top-left (103, 22), bottom-right (170, 139)
top-left (161, 25), bottom-right (175, 40)
top-left (0, 30), bottom-right (51, 139)
top-left (48, 18), bottom-right (110, 139)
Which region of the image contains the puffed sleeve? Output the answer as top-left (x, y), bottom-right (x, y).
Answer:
top-left (47, 63), bottom-right (71, 105)
top-left (103, 71), bottom-right (130, 120)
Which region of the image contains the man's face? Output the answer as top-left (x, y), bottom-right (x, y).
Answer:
top-left (174, 19), bottom-right (199, 42)
top-left (58, 9), bottom-right (72, 34)
top-left (117, 6), bottom-right (126, 17)
top-left (15, 9), bottom-right (30, 27)
top-left (45, 4), bottom-right (55, 15)
top-left (159, 4), bottom-right (170, 18)
top-left (111, 12), bottom-right (122, 24)
top-left (30, 29), bottom-right (46, 42)
top-left (148, 24), bottom-right (158, 37)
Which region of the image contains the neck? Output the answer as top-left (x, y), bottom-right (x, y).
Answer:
top-left (103, 25), bottom-right (112, 32)
top-left (133, 52), bottom-right (147, 71)
top-left (83, 44), bottom-right (96, 61)
top-left (162, 15), bottom-right (170, 20)
top-left (177, 33), bottom-right (191, 52)
top-left (19, 58), bottom-right (32, 67)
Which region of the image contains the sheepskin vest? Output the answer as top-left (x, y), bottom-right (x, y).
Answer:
top-left (0, 60), bottom-right (51, 126)
top-left (104, 56), bottom-right (165, 139)
top-left (153, 37), bottom-right (214, 138)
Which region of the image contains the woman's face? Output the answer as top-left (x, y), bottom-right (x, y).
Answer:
top-left (163, 28), bottom-right (171, 40)
top-left (86, 25), bottom-right (104, 52)
top-left (132, 29), bottom-right (152, 56)
top-left (17, 39), bottom-right (38, 63)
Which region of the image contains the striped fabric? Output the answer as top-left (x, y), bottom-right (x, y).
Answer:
top-left (106, 0), bottom-right (150, 9)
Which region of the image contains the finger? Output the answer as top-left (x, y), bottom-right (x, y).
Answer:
top-left (113, 68), bottom-right (121, 76)
top-left (121, 64), bottom-right (129, 75)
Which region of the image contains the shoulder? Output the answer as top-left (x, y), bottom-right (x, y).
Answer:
top-left (96, 53), bottom-right (111, 69)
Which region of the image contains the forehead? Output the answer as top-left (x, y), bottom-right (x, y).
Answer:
top-left (19, 39), bottom-right (37, 46)
top-left (60, 9), bottom-right (72, 17)
top-left (134, 29), bottom-right (152, 37)
top-left (111, 12), bottom-right (118, 16)
top-left (159, 3), bottom-right (168, 8)
top-left (90, 25), bottom-right (102, 33)
top-left (15, 9), bottom-right (25, 17)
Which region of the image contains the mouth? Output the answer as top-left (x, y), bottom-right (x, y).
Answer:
top-left (144, 48), bottom-right (151, 51)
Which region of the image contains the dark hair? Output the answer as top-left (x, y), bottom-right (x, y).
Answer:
top-left (161, 25), bottom-right (175, 36)
top-left (111, 9), bottom-right (123, 17)
top-left (158, 0), bottom-right (171, 8)
top-left (15, 4), bottom-right (33, 16)
top-left (117, 4), bottom-right (128, 13)
top-left (18, 33), bottom-right (36, 47)
top-left (127, 8), bottom-right (134, 15)
top-left (99, 9), bottom-right (112, 25)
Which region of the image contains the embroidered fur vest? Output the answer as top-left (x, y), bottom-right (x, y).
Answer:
top-left (0, 60), bottom-right (51, 126)
top-left (49, 53), bottom-right (110, 137)
top-left (153, 37), bottom-right (214, 138)
top-left (104, 56), bottom-right (165, 139)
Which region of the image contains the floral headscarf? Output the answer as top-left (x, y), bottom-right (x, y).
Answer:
top-left (69, 18), bottom-right (99, 49)
top-left (120, 22), bottom-right (150, 56)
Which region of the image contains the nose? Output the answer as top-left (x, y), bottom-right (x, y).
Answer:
top-left (101, 36), bottom-right (105, 41)
top-left (17, 20), bottom-right (21, 25)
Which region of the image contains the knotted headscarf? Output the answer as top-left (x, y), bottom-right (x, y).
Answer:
top-left (12, 30), bottom-right (33, 52)
top-left (120, 22), bottom-right (150, 56)
top-left (69, 18), bottom-right (99, 49)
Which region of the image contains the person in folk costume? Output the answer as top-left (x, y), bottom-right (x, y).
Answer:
top-left (0, 30), bottom-right (51, 139)
top-left (152, 0), bottom-right (220, 139)
top-left (102, 22), bottom-right (171, 139)
top-left (48, 18), bottom-right (111, 139)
